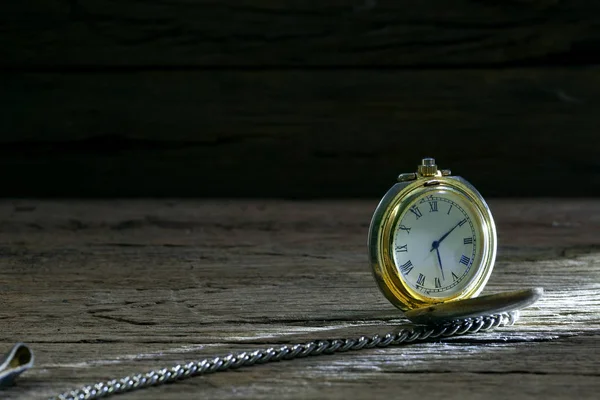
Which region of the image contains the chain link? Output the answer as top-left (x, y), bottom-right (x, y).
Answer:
top-left (52, 312), bottom-right (518, 400)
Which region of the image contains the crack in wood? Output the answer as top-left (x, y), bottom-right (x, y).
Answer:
top-left (90, 314), bottom-right (159, 326)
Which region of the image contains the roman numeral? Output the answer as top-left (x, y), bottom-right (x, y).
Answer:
top-left (410, 206), bottom-right (422, 219)
top-left (452, 272), bottom-right (459, 281)
top-left (399, 260), bottom-right (413, 275)
top-left (459, 255), bottom-right (470, 266)
top-left (429, 201), bottom-right (438, 212)
top-left (434, 277), bottom-right (441, 288)
top-left (416, 273), bottom-right (425, 286)
top-left (398, 225), bottom-right (411, 235)
top-left (464, 237), bottom-right (473, 245)
top-left (447, 205), bottom-right (453, 215)
top-left (458, 218), bottom-right (467, 227)
top-left (395, 244), bottom-right (408, 252)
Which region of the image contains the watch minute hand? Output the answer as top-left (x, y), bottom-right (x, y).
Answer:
top-left (438, 221), bottom-right (461, 243)
top-left (430, 219), bottom-right (464, 252)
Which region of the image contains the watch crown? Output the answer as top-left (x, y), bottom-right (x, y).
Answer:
top-left (417, 157), bottom-right (439, 177)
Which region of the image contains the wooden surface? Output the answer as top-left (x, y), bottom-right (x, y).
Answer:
top-left (2, 0), bottom-right (600, 197)
top-left (2, 1), bottom-right (599, 68)
top-left (1, 199), bottom-right (599, 399)
top-left (2, 69), bottom-right (600, 197)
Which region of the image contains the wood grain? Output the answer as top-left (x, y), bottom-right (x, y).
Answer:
top-left (1, 69), bottom-right (599, 197)
top-left (2, 1), bottom-right (600, 197)
top-left (2, 0), bottom-right (598, 68)
top-left (1, 199), bottom-right (599, 399)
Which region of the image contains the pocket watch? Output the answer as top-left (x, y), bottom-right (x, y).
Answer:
top-left (368, 158), bottom-right (497, 311)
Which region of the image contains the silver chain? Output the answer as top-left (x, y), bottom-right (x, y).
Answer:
top-left (51, 312), bottom-right (518, 400)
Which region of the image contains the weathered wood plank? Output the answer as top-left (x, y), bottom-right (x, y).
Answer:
top-left (1, 69), bottom-right (599, 197)
top-left (0, 200), bottom-right (599, 399)
top-left (2, 1), bottom-right (598, 68)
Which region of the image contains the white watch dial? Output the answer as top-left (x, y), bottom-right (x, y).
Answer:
top-left (392, 190), bottom-right (483, 298)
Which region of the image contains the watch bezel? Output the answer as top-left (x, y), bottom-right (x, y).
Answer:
top-left (368, 176), bottom-right (497, 311)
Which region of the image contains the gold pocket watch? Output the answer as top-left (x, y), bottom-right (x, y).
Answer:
top-left (368, 158), bottom-right (497, 311)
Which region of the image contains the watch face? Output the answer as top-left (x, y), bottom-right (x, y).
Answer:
top-left (391, 190), bottom-right (484, 299)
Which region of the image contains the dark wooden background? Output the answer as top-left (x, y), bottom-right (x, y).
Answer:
top-left (2, 1), bottom-right (599, 197)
